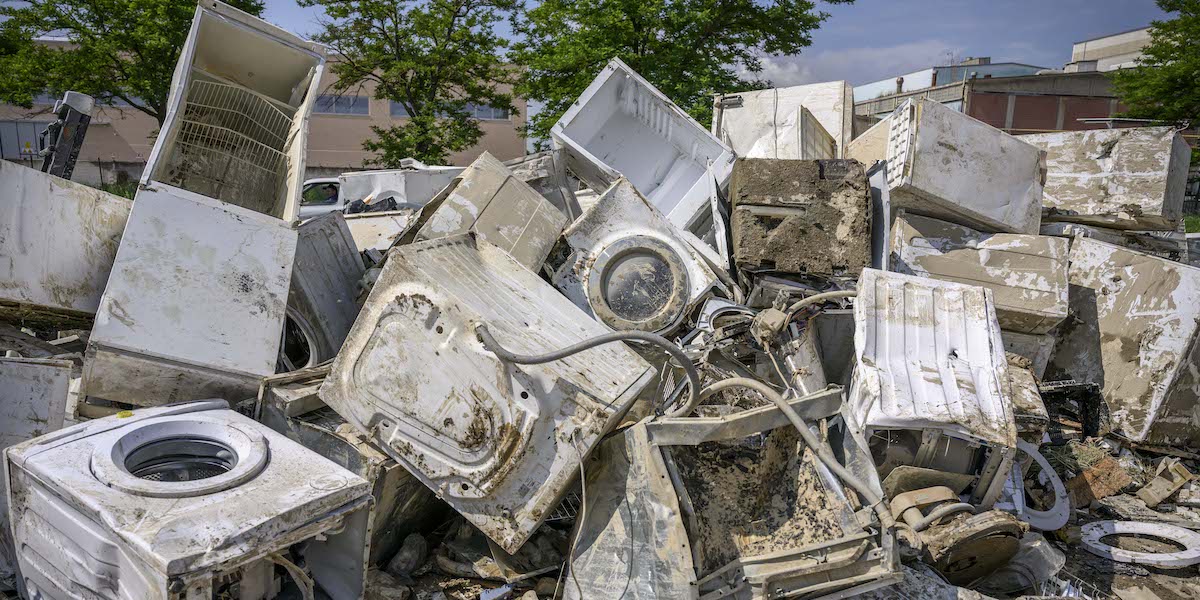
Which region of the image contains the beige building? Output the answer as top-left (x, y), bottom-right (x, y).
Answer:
top-left (1065, 27), bottom-right (1151, 72)
top-left (0, 45), bottom-right (528, 186)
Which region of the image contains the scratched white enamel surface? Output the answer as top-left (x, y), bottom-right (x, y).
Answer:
top-left (849, 268), bottom-right (1017, 448)
top-left (1049, 237), bottom-right (1200, 445)
top-left (0, 161), bottom-right (130, 317)
top-left (1022, 127), bottom-right (1190, 231)
top-left (885, 99), bottom-right (1044, 235)
top-left (889, 212), bottom-right (1069, 334)
top-left (552, 58), bottom-right (735, 232)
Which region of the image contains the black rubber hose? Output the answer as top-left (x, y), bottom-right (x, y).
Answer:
top-left (475, 324), bottom-right (700, 415)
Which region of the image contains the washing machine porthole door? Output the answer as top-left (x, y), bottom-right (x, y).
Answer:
top-left (587, 235), bottom-right (690, 333)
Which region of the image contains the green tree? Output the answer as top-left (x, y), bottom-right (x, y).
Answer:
top-left (1111, 0), bottom-right (1200, 127)
top-left (510, 0), bottom-right (852, 145)
top-left (0, 0), bottom-right (265, 124)
top-left (301, 0), bottom-right (517, 166)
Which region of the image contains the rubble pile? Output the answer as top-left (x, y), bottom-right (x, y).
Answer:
top-left (3, 3), bottom-right (1200, 600)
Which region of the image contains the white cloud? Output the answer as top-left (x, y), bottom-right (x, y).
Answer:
top-left (750, 39), bottom-right (964, 87)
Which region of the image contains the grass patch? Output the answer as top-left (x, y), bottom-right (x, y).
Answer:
top-left (1187, 214), bottom-right (1200, 233)
top-left (99, 181), bottom-right (137, 199)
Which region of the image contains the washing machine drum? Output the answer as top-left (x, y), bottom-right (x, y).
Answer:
top-left (91, 416), bottom-right (270, 498)
top-left (586, 235), bottom-right (691, 333)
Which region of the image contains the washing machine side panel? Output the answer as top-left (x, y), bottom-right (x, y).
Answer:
top-left (321, 235), bottom-right (654, 553)
top-left (10, 407), bottom-right (372, 578)
top-left (10, 467), bottom-right (165, 600)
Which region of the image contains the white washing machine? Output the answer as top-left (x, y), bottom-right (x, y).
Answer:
top-left (5, 401), bottom-right (372, 600)
top-left (553, 178), bottom-right (718, 335)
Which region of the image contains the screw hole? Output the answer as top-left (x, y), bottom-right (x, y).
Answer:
top-left (460, 483), bottom-right (469, 491)
top-left (520, 391), bottom-right (529, 399)
top-left (436, 325), bottom-right (444, 334)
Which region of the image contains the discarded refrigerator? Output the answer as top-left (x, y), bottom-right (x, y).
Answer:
top-left (142, 0), bottom-right (326, 221)
top-left (1022, 127), bottom-right (1191, 231)
top-left (1048, 237), bottom-right (1200, 447)
top-left (83, 0), bottom-right (324, 406)
top-left (884, 99), bottom-right (1045, 234)
top-left (551, 58), bottom-right (735, 237)
top-left (713, 81), bottom-right (854, 159)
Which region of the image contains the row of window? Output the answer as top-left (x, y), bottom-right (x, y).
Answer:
top-left (315, 95), bottom-right (510, 120)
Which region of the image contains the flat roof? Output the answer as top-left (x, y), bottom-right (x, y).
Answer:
top-left (1074, 26), bottom-right (1151, 45)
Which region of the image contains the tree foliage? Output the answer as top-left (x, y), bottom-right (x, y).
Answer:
top-left (302, 0), bottom-right (517, 166)
top-left (510, 0), bottom-right (852, 145)
top-left (1111, 0), bottom-right (1200, 127)
top-left (0, 0), bottom-right (265, 124)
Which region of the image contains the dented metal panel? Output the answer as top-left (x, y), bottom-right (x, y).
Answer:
top-left (320, 234), bottom-right (654, 553)
top-left (553, 178), bottom-right (718, 334)
top-left (885, 99), bottom-right (1044, 235)
top-left (713, 81), bottom-right (855, 159)
top-left (1048, 237), bottom-right (1200, 446)
top-left (889, 212), bottom-right (1069, 334)
top-left (0, 161), bottom-right (130, 325)
top-left (286, 213), bottom-right (365, 368)
top-left (84, 184), bottom-right (296, 406)
top-left (730, 158), bottom-right (872, 278)
top-left (504, 150), bottom-right (582, 221)
top-left (413, 152), bottom-right (567, 270)
top-left (552, 58), bottom-right (735, 233)
top-left (6, 401), bottom-right (372, 600)
top-left (849, 269), bottom-right (1017, 449)
top-left (1022, 127), bottom-right (1190, 231)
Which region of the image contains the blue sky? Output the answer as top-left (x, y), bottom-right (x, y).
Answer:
top-left (262, 0), bottom-right (1167, 87)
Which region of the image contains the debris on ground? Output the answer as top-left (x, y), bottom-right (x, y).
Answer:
top-left (2, 2), bottom-right (1200, 599)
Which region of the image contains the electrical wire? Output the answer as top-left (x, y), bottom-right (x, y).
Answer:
top-left (910, 502), bottom-right (976, 532)
top-left (268, 552), bottom-right (315, 600)
top-left (475, 324), bottom-right (700, 417)
top-left (784, 290), bottom-right (857, 321)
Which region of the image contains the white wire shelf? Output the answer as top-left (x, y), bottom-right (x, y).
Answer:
top-left (161, 79), bottom-right (296, 207)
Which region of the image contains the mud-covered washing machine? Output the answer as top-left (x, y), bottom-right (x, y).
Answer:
top-left (553, 178), bottom-right (718, 335)
top-left (5, 401), bottom-right (372, 600)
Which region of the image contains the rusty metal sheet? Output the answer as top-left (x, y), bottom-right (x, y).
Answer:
top-left (1022, 127), bottom-right (1191, 231)
top-left (0, 161), bottom-right (130, 326)
top-left (412, 152), bottom-right (567, 270)
top-left (320, 234), bottom-right (654, 553)
top-left (889, 211), bottom-right (1069, 334)
top-left (885, 99), bottom-right (1044, 235)
top-left (1048, 237), bottom-right (1200, 446)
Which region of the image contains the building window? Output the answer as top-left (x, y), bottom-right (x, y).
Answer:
top-left (32, 92), bottom-right (59, 105)
top-left (389, 101), bottom-right (410, 117)
top-left (315, 95), bottom-right (369, 115)
top-left (466, 103), bottom-right (509, 120)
